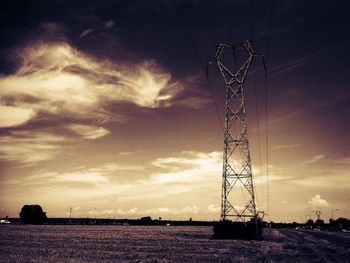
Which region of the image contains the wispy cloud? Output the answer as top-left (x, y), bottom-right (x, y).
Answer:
top-left (89, 163), bottom-right (145, 173)
top-left (105, 20), bottom-right (115, 28)
top-left (66, 124), bottom-right (110, 140)
top-left (252, 163), bottom-right (288, 184)
top-left (144, 206), bottom-right (200, 215)
top-left (151, 151), bottom-right (222, 185)
top-left (0, 42), bottom-right (201, 127)
top-left (79, 19), bottom-right (115, 38)
top-left (334, 157), bottom-right (350, 165)
top-left (207, 204), bottom-right (220, 213)
top-left (271, 144), bottom-right (302, 150)
top-left (269, 41), bottom-right (350, 78)
top-left (8, 151), bottom-right (222, 202)
top-left (116, 205), bottom-right (201, 216)
top-left (0, 42), bottom-right (207, 165)
top-left (0, 131), bottom-right (66, 165)
top-left (79, 28), bottom-right (94, 38)
top-left (300, 154), bottom-right (325, 165)
top-left (0, 125), bottom-right (110, 165)
top-left (54, 171), bottom-right (109, 184)
top-left (87, 208), bottom-right (115, 216)
top-left (0, 105), bottom-right (35, 128)
top-left (289, 159), bottom-right (350, 189)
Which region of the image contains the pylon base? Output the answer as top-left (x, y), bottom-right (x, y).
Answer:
top-left (213, 219), bottom-right (262, 240)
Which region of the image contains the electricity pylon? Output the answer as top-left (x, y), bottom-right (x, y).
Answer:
top-left (208, 40), bottom-right (262, 222)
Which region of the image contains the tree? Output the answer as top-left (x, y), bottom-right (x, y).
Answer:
top-left (20, 205), bottom-right (47, 224)
top-left (140, 216), bottom-right (152, 225)
top-left (306, 219), bottom-right (314, 229)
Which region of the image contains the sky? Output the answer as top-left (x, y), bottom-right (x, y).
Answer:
top-left (0, 0), bottom-right (349, 222)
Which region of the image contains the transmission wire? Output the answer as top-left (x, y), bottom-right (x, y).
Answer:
top-left (173, 0), bottom-right (224, 133)
top-left (264, 0), bottom-right (275, 216)
top-left (250, 0), bottom-right (255, 41)
top-left (225, 0), bottom-right (238, 71)
top-left (248, 0), bottom-right (263, 214)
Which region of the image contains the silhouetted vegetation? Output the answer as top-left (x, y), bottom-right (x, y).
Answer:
top-left (140, 216), bottom-right (152, 224)
top-left (19, 205), bottom-right (47, 224)
top-left (329, 217), bottom-right (350, 230)
top-left (306, 219), bottom-right (314, 229)
top-left (7, 209), bottom-right (350, 233)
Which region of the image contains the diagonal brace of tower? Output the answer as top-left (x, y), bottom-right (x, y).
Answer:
top-left (208, 40), bottom-right (262, 222)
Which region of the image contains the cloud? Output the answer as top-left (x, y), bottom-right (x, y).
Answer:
top-left (10, 151), bottom-right (222, 202)
top-left (289, 159), bottom-right (350, 190)
top-left (7, 162), bottom-right (145, 187)
top-left (0, 126), bottom-right (114, 167)
top-left (79, 28), bottom-right (94, 38)
top-left (173, 96), bottom-right (209, 109)
top-left (100, 209), bottom-right (114, 214)
top-left (0, 42), bottom-right (207, 165)
top-left (181, 206), bottom-right (200, 214)
top-left (208, 204), bottom-right (220, 213)
top-left (151, 151), bottom-right (222, 185)
top-left (105, 20), bottom-right (115, 28)
top-left (300, 154), bottom-right (325, 165)
top-left (54, 171), bottom-right (109, 184)
top-left (271, 144), bottom-right (302, 150)
top-left (308, 195), bottom-right (330, 207)
top-left (0, 105), bottom-right (35, 128)
top-left (252, 163), bottom-right (288, 184)
top-left (2, 150), bottom-right (227, 218)
top-left (117, 207), bottom-right (139, 215)
top-left (0, 131), bottom-right (66, 164)
top-left (66, 124), bottom-right (110, 139)
top-left (0, 42), bottom-right (195, 127)
top-left (87, 208), bottom-right (115, 216)
top-left (79, 20), bottom-right (114, 38)
top-left (334, 157), bottom-right (350, 165)
top-left (118, 151), bottom-right (135, 156)
top-left (116, 206), bottom-right (200, 216)
top-left (270, 41), bottom-right (350, 78)
top-left (45, 164), bottom-right (144, 185)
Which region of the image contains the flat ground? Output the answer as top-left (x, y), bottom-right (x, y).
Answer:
top-left (0, 225), bottom-right (349, 262)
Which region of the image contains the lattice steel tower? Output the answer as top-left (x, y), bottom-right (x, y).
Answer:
top-left (209, 40), bottom-right (261, 222)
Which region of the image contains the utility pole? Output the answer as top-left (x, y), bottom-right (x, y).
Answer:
top-left (332, 209), bottom-right (338, 220)
top-left (313, 210), bottom-right (321, 221)
top-left (69, 207), bottom-right (72, 224)
top-left (208, 41), bottom-right (262, 222)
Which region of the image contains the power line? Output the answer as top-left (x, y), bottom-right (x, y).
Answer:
top-left (173, 0), bottom-right (203, 66)
top-left (249, 0), bottom-right (263, 211)
top-left (266, 0), bottom-right (275, 68)
top-left (203, 3), bottom-right (218, 47)
top-left (264, 0), bottom-right (275, 215)
top-left (173, 0), bottom-right (224, 133)
top-left (250, 0), bottom-right (255, 41)
top-left (225, 0), bottom-right (238, 71)
top-left (225, 0), bottom-right (234, 42)
top-left (253, 62), bottom-right (263, 210)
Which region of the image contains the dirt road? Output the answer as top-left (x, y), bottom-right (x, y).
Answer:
top-left (261, 228), bottom-right (350, 262)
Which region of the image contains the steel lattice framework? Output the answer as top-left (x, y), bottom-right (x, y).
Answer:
top-left (209, 40), bottom-right (261, 222)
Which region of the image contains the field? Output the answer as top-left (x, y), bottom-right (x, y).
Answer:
top-left (1, 225), bottom-right (349, 262)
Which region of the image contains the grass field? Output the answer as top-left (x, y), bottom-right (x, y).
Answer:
top-left (1, 225), bottom-right (349, 262)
